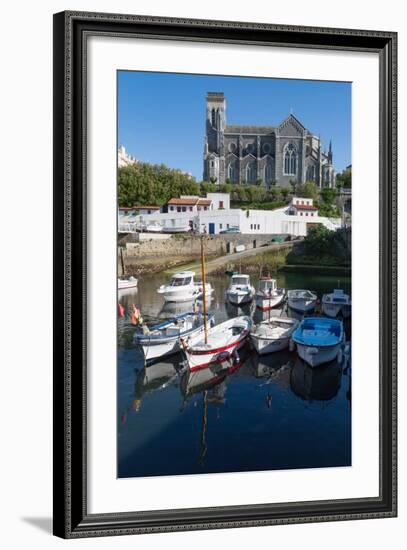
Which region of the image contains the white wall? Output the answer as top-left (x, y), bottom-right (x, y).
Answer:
top-left (0, 1), bottom-right (405, 550)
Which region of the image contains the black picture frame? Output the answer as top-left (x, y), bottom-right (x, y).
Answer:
top-left (53, 10), bottom-right (397, 538)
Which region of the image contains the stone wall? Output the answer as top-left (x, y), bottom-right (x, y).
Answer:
top-left (122, 233), bottom-right (277, 259)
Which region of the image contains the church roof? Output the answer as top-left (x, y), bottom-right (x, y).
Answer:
top-left (225, 125), bottom-right (274, 135)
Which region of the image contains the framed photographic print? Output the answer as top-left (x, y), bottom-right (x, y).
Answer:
top-left (53, 11), bottom-right (397, 538)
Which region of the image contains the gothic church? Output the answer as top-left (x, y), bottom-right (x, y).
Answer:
top-left (203, 92), bottom-right (336, 188)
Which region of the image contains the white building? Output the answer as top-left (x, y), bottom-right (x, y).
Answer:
top-left (119, 193), bottom-right (341, 236)
top-left (287, 197), bottom-right (319, 218)
top-left (166, 192), bottom-right (230, 214)
top-left (118, 145), bottom-right (137, 168)
top-left (119, 205), bottom-right (161, 216)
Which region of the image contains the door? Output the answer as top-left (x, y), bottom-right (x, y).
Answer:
top-left (208, 222), bottom-right (215, 234)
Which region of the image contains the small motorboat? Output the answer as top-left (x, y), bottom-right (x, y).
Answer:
top-left (250, 317), bottom-right (299, 355)
top-left (255, 277), bottom-right (285, 311)
top-left (292, 317), bottom-right (344, 367)
top-left (162, 225), bottom-right (191, 234)
top-left (157, 271), bottom-right (197, 302)
top-left (287, 289), bottom-right (317, 313)
top-left (145, 222), bottom-right (163, 233)
top-left (118, 276), bottom-right (138, 290)
top-left (225, 274), bottom-right (255, 306)
top-left (182, 316), bottom-right (252, 372)
top-left (134, 312), bottom-right (214, 363)
top-left (322, 289), bottom-right (351, 318)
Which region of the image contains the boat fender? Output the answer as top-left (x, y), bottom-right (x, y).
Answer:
top-left (289, 339), bottom-right (295, 352)
top-left (118, 303), bottom-right (124, 318)
top-left (337, 348), bottom-right (343, 364)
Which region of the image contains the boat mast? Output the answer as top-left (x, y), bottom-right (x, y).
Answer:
top-left (200, 236), bottom-right (208, 344)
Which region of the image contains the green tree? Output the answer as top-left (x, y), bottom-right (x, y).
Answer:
top-left (281, 187), bottom-right (290, 200)
top-left (296, 181), bottom-right (319, 200)
top-left (336, 166), bottom-right (352, 188)
top-left (320, 187), bottom-right (337, 205)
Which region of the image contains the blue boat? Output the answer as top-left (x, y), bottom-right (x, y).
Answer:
top-left (292, 317), bottom-right (344, 367)
top-left (134, 312), bottom-right (214, 364)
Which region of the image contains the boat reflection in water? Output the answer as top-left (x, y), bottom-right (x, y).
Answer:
top-left (290, 359), bottom-right (343, 402)
top-left (132, 354), bottom-right (183, 412)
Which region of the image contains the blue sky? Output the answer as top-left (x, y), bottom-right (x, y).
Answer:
top-left (118, 71), bottom-right (351, 180)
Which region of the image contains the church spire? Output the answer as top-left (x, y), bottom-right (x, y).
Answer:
top-left (328, 140), bottom-right (333, 164)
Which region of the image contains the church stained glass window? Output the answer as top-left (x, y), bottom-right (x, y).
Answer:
top-left (284, 143), bottom-right (297, 175)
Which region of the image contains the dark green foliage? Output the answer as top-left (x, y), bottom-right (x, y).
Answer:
top-left (336, 166), bottom-right (352, 188)
top-left (118, 163), bottom-right (200, 207)
top-left (287, 226), bottom-right (351, 267)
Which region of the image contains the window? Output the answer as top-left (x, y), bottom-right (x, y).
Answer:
top-left (284, 143), bottom-right (297, 175)
top-left (211, 108), bottom-right (216, 127)
top-left (182, 206), bottom-right (186, 212)
top-left (311, 213), bottom-right (314, 217)
top-left (219, 201), bottom-right (224, 208)
top-left (306, 213), bottom-right (308, 216)
top-left (189, 206), bottom-right (193, 212)
top-left (204, 206), bottom-right (208, 211)
top-left (197, 206), bottom-right (201, 211)
top-left (228, 163), bottom-right (237, 182)
top-left (246, 162), bottom-right (256, 183)
top-left (219, 224), bottom-right (223, 230)
top-left (227, 224), bottom-right (230, 229)
top-left (257, 224), bottom-right (260, 230)
top-left (265, 163), bottom-right (273, 183)
top-left (177, 207), bottom-right (181, 213)
top-left (250, 224), bottom-right (253, 229)
top-left (300, 212), bottom-right (303, 216)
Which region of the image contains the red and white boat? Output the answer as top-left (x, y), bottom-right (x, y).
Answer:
top-left (255, 277), bottom-right (285, 311)
top-left (182, 316), bottom-right (252, 372)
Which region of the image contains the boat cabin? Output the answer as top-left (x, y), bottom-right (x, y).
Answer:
top-left (326, 289), bottom-right (349, 303)
top-left (258, 278), bottom-right (277, 293)
top-left (231, 274), bottom-right (250, 286)
top-left (169, 271), bottom-right (195, 287)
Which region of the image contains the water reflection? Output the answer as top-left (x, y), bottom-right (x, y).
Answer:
top-left (118, 272), bottom-right (352, 478)
top-left (290, 359), bottom-right (342, 401)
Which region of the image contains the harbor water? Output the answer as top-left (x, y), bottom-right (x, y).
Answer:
top-left (118, 271), bottom-right (351, 478)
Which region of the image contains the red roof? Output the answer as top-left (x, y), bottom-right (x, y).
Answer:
top-left (197, 199), bottom-right (212, 206)
top-left (292, 203), bottom-right (317, 211)
top-left (168, 198), bottom-right (199, 206)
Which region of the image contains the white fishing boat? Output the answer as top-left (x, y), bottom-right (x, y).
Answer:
top-left (225, 274), bottom-right (255, 306)
top-left (322, 289), bottom-right (351, 318)
top-left (157, 271), bottom-right (197, 302)
top-left (255, 277), bottom-right (286, 311)
top-left (162, 224), bottom-right (191, 234)
top-left (182, 316), bottom-right (252, 372)
top-left (134, 312), bottom-right (214, 363)
top-left (287, 289), bottom-right (317, 313)
top-left (145, 222), bottom-right (163, 233)
top-left (118, 276), bottom-right (138, 290)
top-left (292, 317), bottom-right (344, 367)
top-left (250, 317), bottom-right (299, 355)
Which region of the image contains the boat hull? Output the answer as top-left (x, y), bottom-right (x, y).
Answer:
top-left (118, 280), bottom-right (138, 290)
top-left (185, 333), bottom-right (248, 372)
top-left (250, 334), bottom-right (290, 354)
top-left (322, 302), bottom-right (351, 318)
top-left (295, 342), bottom-right (341, 367)
top-left (288, 298), bottom-right (316, 313)
top-left (158, 288), bottom-right (196, 303)
top-left (255, 293), bottom-right (285, 311)
top-left (226, 290), bottom-right (254, 305)
top-left (136, 321), bottom-right (210, 363)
